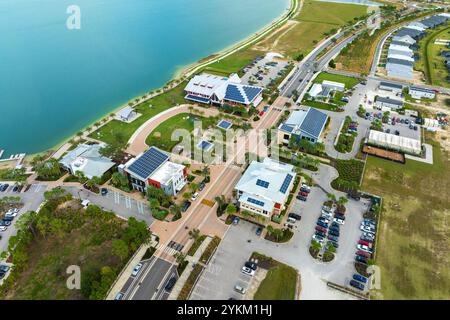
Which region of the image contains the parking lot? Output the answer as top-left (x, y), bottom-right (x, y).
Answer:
top-left (240, 53), bottom-right (289, 87)
top-left (64, 186), bottom-right (153, 225)
top-left (0, 183), bottom-right (47, 253)
top-left (190, 177), bottom-right (371, 299)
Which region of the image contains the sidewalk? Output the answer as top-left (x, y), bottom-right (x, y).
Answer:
top-left (167, 236), bottom-right (213, 300)
top-left (106, 236), bottom-right (158, 300)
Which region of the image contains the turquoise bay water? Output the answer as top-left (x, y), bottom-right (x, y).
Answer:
top-left (0, 0), bottom-right (289, 156)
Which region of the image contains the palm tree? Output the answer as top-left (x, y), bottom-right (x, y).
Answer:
top-left (311, 240), bottom-right (322, 251)
top-left (337, 196), bottom-right (348, 206)
top-left (188, 228), bottom-right (201, 241)
top-left (266, 225), bottom-right (274, 236)
top-left (85, 176), bottom-right (101, 190)
top-left (327, 193), bottom-right (336, 203)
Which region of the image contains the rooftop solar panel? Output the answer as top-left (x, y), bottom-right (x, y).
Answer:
top-left (127, 147), bottom-right (169, 179)
top-left (280, 124), bottom-right (294, 133)
top-left (247, 197), bottom-right (265, 207)
top-left (185, 94), bottom-right (210, 104)
top-left (299, 108), bottom-right (328, 139)
top-left (256, 179), bottom-right (269, 188)
top-left (243, 86), bottom-right (262, 102)
top-left (225, 84), bottom-right (245, 103)
top-left (279, 174), bottom-right (293, 194)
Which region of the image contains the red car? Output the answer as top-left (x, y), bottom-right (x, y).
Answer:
top-left (299, 191), bottom-right (309, 197)
top-left (358, 240), bottom-right (372, 247)
top-left (259, 110), bottom-right (265, 116)
top-left (315, 226), bottom-right (327, 233)
top-left (356, 250), bottom-right (371, 258)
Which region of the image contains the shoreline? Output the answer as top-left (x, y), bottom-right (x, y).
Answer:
top-left (22, 0), bottom-right (296, 161)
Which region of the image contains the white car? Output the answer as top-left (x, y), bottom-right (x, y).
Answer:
top-left (131, 263), bottom-right (143, 276)
top-left (362, 232), bottom-right (375, 240)
top-left (190, 192), bottom-right (199, 201)
top-left (357, 244), bottom-right (373, 253)
top-left (5, 211), bottom-right (18, 218)
top-left (81, 199), bottom-right (91, 208)
top-left (333, 218), bottom-right (345, 225)
top-left (241, 266), bottom-right (255, 276)
top-left (0, 226), bottom-right (7, 232)
top-left (322, 206), bottom-right (332, 213)
top-left (360, 225), bottom-right (375, 234)
top-left (321, 211), bottom-right (333, 219)
top-left (234, 285), bottom-right (247, 294)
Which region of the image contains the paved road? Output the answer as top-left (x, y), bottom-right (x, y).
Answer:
top-left (0, 183), bottom-right (47, 253)
top-left (120, 256), bottom-right (176, 300)
top-left (63, 186), bottom-right (153, 225)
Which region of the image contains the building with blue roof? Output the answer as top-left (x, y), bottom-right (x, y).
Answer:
top-left (184, 72), bottom-right (263, 107)
top-left (277, 107), bottom-right (328, 145)
top-left (122, 146), bottom-right (187, 196)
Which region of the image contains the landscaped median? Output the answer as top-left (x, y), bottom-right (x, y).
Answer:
top-left (251, 252), bottom-right (299, 300)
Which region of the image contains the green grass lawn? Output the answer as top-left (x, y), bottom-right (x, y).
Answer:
top-left (254, 264), bottom-right (297, 300)
top-left (145, 113), bottom-right (217, 152)
top-left (314, 72), bottom-right (360, 89)
top-left (302, 100), bottom-right (340, 111)
top-left (415, 24), bottom-right (450, 88)
top-left (203, 47), bottom-right (264, 75)
top-left (362, 136), bottom-right (450, 299)
top-left (296, 0), bottom-right (368, 25)
top-left (90, 83), bottom-right (187, 145)
top-left (258, 0), bottom-right (368, 58)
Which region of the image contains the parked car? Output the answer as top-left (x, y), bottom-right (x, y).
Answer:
top-left (245, 261), bottom-right (257, 271)
top-left (0, 265), bottom-right (10, 273)
top-left (362, 232), bottom-right (375, 240)
top-left (315, 226), bottom-right (327, 233)
top-left (333, 217), bottom-right (345, 225)
top-left (2, 216), bottom-right (13, 222)
top-left (191, 192), bottom-right (199, 201)
top-left (355, 255), bottom-right (368, 264)
top-left (317, 221), bottom-right (329, 228)
top-left (321, 210), bottom-right (333, 219)
top-left (256, 227), bottom-right (263, 236)
top-left (241, 266), bottom-right (255, 276)
top-left (288, 213), bottom-right (301, 220)
top-left (164, 277), bottom-right (177, 291)
top-left (318, 217), bottom-right (330, 224)
top-left (233, 217), bottom-right (240, 225)
top-left (131, 263), bottom-right (143, 276)
top-left (181, 201), bottom-right (191, 212)
top-left (360, 225), bottom-right (375, 234)
top-left (334, 213), bottom-right (346, 220)
top-left (198, 182), bottom-right (206, 191)
top-left (296, 195), bottom-right (307, 201)
top-left (315, 231), bottom-right (327, 238)
top-left (0, 184), bottom-right (9, 192)
top-left (300, 184), bottom-right (311, 193)
top-left (353, 273), bottom-right (368, 284)
top-left (0, 226), bottom-right (7, 232)
top-left (234, 285), bottom-right (247, 294)
top-left (298, 191), bottom-right (308, 197)
top-left (329, 229), bottom-right (340, 237)
top-left (114, 292), bottom-right (124, 300)
top-left (329, 225), bottom-right (339, 233)
top-left (358, 240), bottom-right (372, 247)
top-left (0, 220), bottom-right (11, 227)
top-left (312, 234), bottom-right (324, 243)
top-left (356, 250), bottom-right (371, 258)
top-left (350, 279), bottom-right (365, 291)
top-left (357, 244), bottom-right (373, 253)
top-left (327, 234), bottom-right (339, 242)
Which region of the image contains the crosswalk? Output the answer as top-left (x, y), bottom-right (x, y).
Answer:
top-left (155, 241), bottom-right (185, 257)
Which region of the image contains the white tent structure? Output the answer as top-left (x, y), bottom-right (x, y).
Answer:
top-left (367, 130), bottom-right (422, 156)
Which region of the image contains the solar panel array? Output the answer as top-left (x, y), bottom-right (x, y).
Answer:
top-left (185, 94), bottom-right (210, 104)
top-left (256, 179), bottom-right (269, 188)
top-left (279, 174), bottom-right (293, 194)
top-left (280, 124), bottom-right (294, 133)
top-left (247, 197), bottom-right (265, 207)
top-left (128, 147), bottom-right (169, 179)
top-left (225, 84), bottom-right (245, 103)
top-left (243, 86), bottom-right (262, 102)
top-left (299, 108), bottom-right (328, 139)
top-left (218, 120), bottom-right (232, 130)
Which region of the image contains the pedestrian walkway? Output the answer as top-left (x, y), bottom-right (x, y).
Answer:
top-left (167, 236), bottom-right (213, 300)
